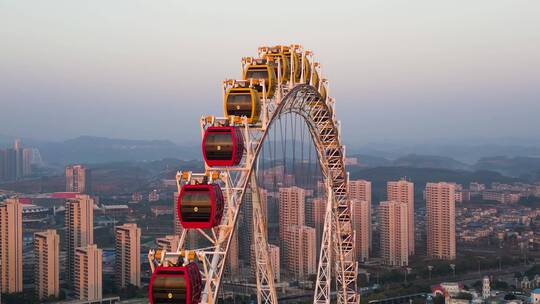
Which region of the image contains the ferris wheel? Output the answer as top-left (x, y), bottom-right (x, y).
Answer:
top-left (148, 45), bottom-right (358, 304)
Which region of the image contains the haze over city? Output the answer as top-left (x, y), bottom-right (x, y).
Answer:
top-left (1, 0), bottom-right (540, 143)
top-left (2, 2), bottom-right (540, 304)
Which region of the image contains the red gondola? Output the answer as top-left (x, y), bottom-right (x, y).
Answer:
top-left (149, 263), bottom-right (202, 304)
top-left (202, 126), bottom-right (244, 167)
top-left (178, 183), bottom-right (224, 229)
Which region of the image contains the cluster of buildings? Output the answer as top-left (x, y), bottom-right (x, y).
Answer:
top-left (0, 139), bottom-right (33, 181)
top-left (430, 276), bottom-right (540, 304)
top-left (460, 182), bottom-right (540, 205)
top-left (65, 164), bottom-right (92, 194)
top-left (457, 205), bottom-right (540, 244)
top-left (208, 178), bottom-right (460, 282)
top-left (431, 277), bottom-right (492, 304)
top-left (348, 180), bottom-right (457, 267)
top-left (0, 163), bottom-right (141, 302)
top-left (130, 190), bottom-right (161, 203)
top-left (0, 196), bottom-right (141, 301)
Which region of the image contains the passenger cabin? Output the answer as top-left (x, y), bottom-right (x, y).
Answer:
top-left (243, 59), bottom-right (277, 99)
top-left (202, 126), bottom-right (244, 167)
top-left (283, 47), bottom-right (302, 83)
top-left (224, 87), bottom-right (261, 124)
top-left (149, 263), bottom-right (202, 304)
top-left (178, 183), bottom-right (224, 229)
top-left (263, 47), bottom-right (291, 84)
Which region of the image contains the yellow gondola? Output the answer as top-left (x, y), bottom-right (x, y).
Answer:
top-left (243, 59), bottom-right (277, 99)
top-left (311, 67), bottom-right (320, 90)
top-left (319, 81), bottom-right (327, 101)
top-left (262, 46), bottom-right (291, 84)
top-left (283, 46), bottom-right (302, 83)
top-left (224, 86), bottom-right (261, 124)
top-left (303, 56), bottom-right (312, 84)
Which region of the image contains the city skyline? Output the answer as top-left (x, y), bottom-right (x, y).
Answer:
top-left (0, 2), bottom-right (539, 303)
top-left (1, 163), bottom-right (540, 303)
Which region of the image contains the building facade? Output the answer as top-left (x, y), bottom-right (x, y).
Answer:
top-left (311, 197), bottom-right (326, 254)
top-left (283, 225), bottom-right (316, 279)
top-left (156, 235), bottom-right (181, 252)
top-left (349, 180), bottom-right (372, 261)
top-left (115, 223), bottom-right (141, 289)
top-left (278, 187), bottom-right (306, 239)
top-left (0, 140), bottom-right (32, 181)
top-left (34, 229), bottom-right (60, 300)
top-left (278, 186), bottom-right (306, 269)
top-left (426, 182), bottom-right (456, 260)
top-left (387, 180), bottom-right (415, 255)
top-left (239, 187), bottom-right (268, 261)
top-left (0, 198), bottom-right (23, 293)
top-left (352, 199), bottom-right (371, 262)
top-left (74, 244), bottom-right (102, 300)
top-left (379, 201), bottom-right (409, 266)
top-left (66, 164), bottom-right (92, 193)
top-left (66, 195), bottom-right (94, 285)
top-left (269, 244), bottom-right (280, 282)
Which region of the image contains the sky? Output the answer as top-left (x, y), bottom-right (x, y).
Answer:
top-left (1, 0), bottom-right (539, 145)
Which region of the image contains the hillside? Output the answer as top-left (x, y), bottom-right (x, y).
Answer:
top-left (392, 154), bottom-right (470, 170)
top-left (474, 156), bottom-right (540, 178)
top-left (37, 136), bottom-right (200, 164)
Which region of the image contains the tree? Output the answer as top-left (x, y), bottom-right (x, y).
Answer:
top-left (1, 292), bottom-right (39, 304)
top-left (433, 294), bottom-right (445, 304)
top-left (454, 292), bottom-right (473, 300)
top-left (492, 280), bottom-right (509, 291)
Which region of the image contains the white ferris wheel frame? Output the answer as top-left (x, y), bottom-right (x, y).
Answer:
top-left (148, 46), bottom-right (359, 304)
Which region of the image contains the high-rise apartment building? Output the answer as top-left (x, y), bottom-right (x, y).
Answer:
top-left (66, 164), bottom-right (92, 193)
top-left (278, 187), bottom-right (305, 240)
top-left (74, 244), bottom-right (102, 300)
top-left (156, 235), bottom-right (181, 252)
top-left (239, 187), bottom-right (268, 261)
top-left (249, 243), bottom-right (280, 282)
top-left (5, 148), bottom-right (17, 180)
top-left (387, 180), bottom-right (415, 255)
top-left (22, 148), bottom-right (32, 176)
top-left (311, 197), bottom-right (326, 253)
top-left (352, 199), bottom-right (371, 262)
top-left (349, 180), bottom-right (372, 261)
top-left (34, 229), bottom-right (60, 300)
top-left (426, 182), bottom-right (456, 260)
top-left (115, 223), bottom-right (141, 289)
top-left (0, 198), bottom-right (23, 293)
top-left (283, 225), bottom-right (316, 279)
top-left (0, 149), bottom-right (6, 180)
top-left (148, 190), bottom-right (159, 202)
top-left (66, 195), bottom-right (94, 285)
top-left (279, 186), bottom-right (306, 271)
top-left (349, 180), bottom-right (372, 203)
top-left (269, 244), bottom-right (280, 282)
top-left (378, 201), bottom-right (408, 266)
top-left (0, 140), bottom-right (32, 181)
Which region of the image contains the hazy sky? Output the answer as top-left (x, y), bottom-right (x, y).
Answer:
top-left (1, 0), bottom-right (539, 144)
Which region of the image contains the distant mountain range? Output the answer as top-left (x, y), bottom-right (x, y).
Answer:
top-left (351, 153), bottom-right (540, 179)
top-left (352, 154), bottom-right (468, 170)
top-left (34, 136), bottom-right (200, 164)
top-left (473, 156), bottom-right (540, 179)
top-left (348, 141), bottom-right (540, 164)
top-left (2, 134), bottom-right (540, 179)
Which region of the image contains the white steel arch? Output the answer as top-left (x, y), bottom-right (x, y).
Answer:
top-left (148, 46), bottom-right (358, 304)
